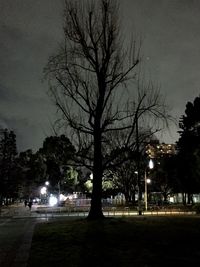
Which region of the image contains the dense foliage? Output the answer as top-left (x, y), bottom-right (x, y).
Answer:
top-left (176, 96), bottom-right (200, 203)
top-left (0, 129), bottom-right (18, 204)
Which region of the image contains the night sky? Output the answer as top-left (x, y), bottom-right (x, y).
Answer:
top-left (1, 0), bottom-right (200, 151)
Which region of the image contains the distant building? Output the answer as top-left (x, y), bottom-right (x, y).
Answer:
top-left (146, 141), bottom-right (176, 158)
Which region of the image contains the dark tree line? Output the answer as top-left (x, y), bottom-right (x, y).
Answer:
top-left (0, 129), bottom-right (18, 204)
top-left (105, 94), bottom-right (200, 206)
top-left (0, 132), bottom-right (78, 205)
top-left (176, 96), bottom-right (200, 204)
top-left (2, 95), bottom-right (200, 208)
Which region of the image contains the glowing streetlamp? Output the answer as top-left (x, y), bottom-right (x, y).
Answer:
top-left (49, 195), bottom-right (58, 206)
top-left (144, 159), bottom-right (154, 211)
top-left (40, 186), bottom-right (47, 195)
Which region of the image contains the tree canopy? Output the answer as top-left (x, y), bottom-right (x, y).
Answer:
top-left (177, 96), bottom-right (200, 201)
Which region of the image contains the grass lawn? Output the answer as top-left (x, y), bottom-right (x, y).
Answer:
top-left (28, 216), bottom-right (200, 267)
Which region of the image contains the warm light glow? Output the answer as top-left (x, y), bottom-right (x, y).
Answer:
top-left (59, 194), bottom-right (67, 201)
top-left (45, 181), bottom-right (49, 186)
top-left (147, 178), bottom-right (151, 184)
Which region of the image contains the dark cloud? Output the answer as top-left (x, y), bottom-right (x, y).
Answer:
top-left (123, 0), bottom-right (200, 138)
top-left (0, 0), bottom-right (63, 151)
top-left (0, 0), bottom-right (200, 151)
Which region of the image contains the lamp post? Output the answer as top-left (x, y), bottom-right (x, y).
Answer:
top-left (40, 181), bottom-right (50, 204)
top-left (144, 159), bottom-right (154, 211)
top-left (40, 186), bottom-right (47, 204)
top-left (58, 181), bottom-right (61, 204)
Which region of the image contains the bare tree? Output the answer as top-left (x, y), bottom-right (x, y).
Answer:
top-left (45, 0), bottom-right (169, 219)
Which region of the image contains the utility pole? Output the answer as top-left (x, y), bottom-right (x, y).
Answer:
top-left (135, 112), bottom-right (142, 215)
top-left (144, 159), bottom-right (153, 211)
top-left (144, 170), bottom-right (148, 211)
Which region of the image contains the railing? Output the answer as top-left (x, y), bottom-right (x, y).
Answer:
top-left (35, 205), bottom-right (196, 218)
top-left (0, 204), bottom-right (197, 219)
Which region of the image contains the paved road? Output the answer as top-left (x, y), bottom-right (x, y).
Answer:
top-left (0, 203), bottom-right (83, 267)
top-left (0, 217), bottom-right (37, 267)
top-left (0, 204), bottom-right (43, 267)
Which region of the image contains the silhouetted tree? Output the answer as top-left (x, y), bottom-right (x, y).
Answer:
top-left (0, 129), bottom-right (18, 203)
top-left (177, 96), bottom-right (200, 203)
top-left (39, 135), bottom-right (76, 190)
top-left (17, 149), bottom-right (47, 199)
top-left (45, 0), bottom-right (169, 219)
top-left (40, 135), bottom-right (75, 165)
top-left (151, 155), bottom-right (177, 202)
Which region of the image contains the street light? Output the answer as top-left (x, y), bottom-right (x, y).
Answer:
top-left (144, 159), bottom-right (154, 211)
top-left (40, 186), bottom-right (47, 195)
top-left (40, 181), bottom-right (50, 204)
top-left (40, 186), bottom-right (47, 204)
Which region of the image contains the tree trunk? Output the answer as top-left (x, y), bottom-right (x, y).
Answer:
top-left (87, 126), bottom-right (104, 220)
top-left (131, 190), bottom-right (136, 205)
top-left (88, 170), bottom-right (104, 219)
top-left (187, 193), bottom-right (193, 205)
top-left (124, 192), bottom-right (129, 205)
top-left (182, 192), bottom-right (186, 205)
top-left (163, 192), bottom-right (168, 202)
